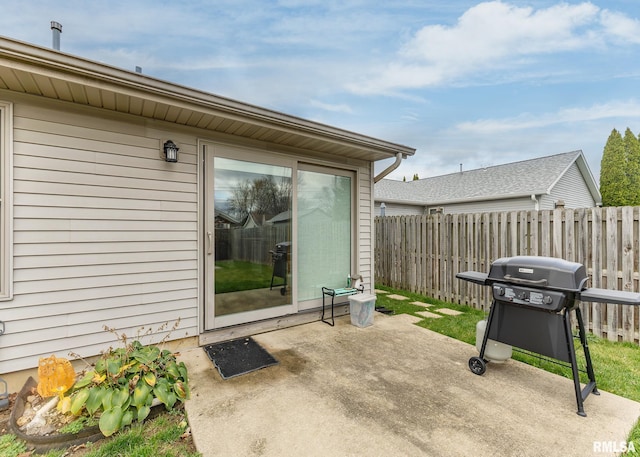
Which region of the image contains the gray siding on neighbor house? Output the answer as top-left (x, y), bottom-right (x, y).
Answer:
top-left (4, 93), bottom-right (199, 373)
top-left (547, 162), bottom-right (597, 209)
top-left (436, 196), bottom-right (536, 214)
top-left (374, 202), bottom-right (424, 217)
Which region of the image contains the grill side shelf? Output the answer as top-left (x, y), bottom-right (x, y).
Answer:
top-left (456, 271), bottom-right (488, 285)
top-left (579, 288), bottom-right (640, 306)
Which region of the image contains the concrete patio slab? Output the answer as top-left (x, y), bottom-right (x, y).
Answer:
top-left (181, 313), bottom-right (640, 457)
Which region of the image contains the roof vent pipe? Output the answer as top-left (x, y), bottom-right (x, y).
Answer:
top-left (50, 21), bottom-right (62, 50)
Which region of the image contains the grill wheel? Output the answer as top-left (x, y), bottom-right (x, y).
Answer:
top-left (468, 356), bottom-right (487, 375)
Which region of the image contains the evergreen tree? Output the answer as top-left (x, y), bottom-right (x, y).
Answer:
top-left (600, 129), bottom-right (629, 206)
top-left (412, 173), bottom-right (419, 181)
top-left (624, 128), bottom-right (640, 205)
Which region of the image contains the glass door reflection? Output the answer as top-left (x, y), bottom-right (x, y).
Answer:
top-left (213, 157), bottom-right (292, 317)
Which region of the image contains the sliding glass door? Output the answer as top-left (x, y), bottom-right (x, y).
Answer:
top-left (203, 144), bottom-right (355, 329)
top-left (206, 148), bottom-right (294, 328)
top-left (297, 165), bottom-right (353, 308)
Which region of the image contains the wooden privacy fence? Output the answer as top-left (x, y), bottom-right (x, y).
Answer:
top-left (374, 207), bottom-right (640, 344)
top-left (216, 225), bottom-right (289, 264)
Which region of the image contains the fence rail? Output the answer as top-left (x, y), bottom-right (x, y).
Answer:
top-left (374, 207), bottom-right (640, 344)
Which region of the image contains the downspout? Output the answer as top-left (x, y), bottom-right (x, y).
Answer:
top-left (374, 152), bottom-right (404, 183)
top-left (531, 194), bottom-right (539, 211)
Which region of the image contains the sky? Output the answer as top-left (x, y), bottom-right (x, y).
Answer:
top-left (2, 0), bottom-right (640, 182)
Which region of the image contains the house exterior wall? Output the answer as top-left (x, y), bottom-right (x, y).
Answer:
top-left (546, 162), bottom-right (597, 209)
top-left (374, 201), bottom-right (424, 217)
top-left (3, 92), bottom-right (199, 374)
top-left (436, 196), bottom-right (535, 214)
top-left (1, 90), bottom-right (376, 375)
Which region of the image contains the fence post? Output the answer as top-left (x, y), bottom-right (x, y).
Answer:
top-left (621, 207), bottom-right (635, 342)
top-left (605, 207), bottom-right (619, 341)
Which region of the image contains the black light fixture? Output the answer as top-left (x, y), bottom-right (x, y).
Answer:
top-left (163, 140), bottom-right (179, 163)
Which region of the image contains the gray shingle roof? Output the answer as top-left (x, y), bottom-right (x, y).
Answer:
top-left (376, 151), bottom-right (597, 204)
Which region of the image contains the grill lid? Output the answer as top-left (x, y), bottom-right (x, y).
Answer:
top-left (488, 256), bottom-right (588, 292)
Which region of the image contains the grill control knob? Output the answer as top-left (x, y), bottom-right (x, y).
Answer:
top-left (543, 295), bottom-right (553, 305)
top-left (496, 287), bottom-right (505, 296)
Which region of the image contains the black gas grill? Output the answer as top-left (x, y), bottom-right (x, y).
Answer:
top-left (457, 256), bottom-right (640, 416)
top-left (269, 241), bottom-right (290, 296)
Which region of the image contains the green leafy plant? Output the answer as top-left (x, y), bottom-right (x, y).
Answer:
top-left (64, 324), bottom-right (190, 437)
top-left (58, 415), bottom-right (99, 434)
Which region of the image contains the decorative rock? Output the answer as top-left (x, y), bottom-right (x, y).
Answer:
top-left (17, 407), bottom-right (35, 427)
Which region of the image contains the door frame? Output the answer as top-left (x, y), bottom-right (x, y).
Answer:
top-left (296, 163), bottom-right (357, 311)
top-left (199, 139), bottom-right (361, 332)
top-left (202, 141), bottom-right (297, 330)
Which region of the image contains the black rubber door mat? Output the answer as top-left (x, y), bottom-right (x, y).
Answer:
top-left (203, 337), bottom-right (278, 380)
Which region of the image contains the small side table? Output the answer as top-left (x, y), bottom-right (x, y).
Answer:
top-left (321, 286), bottom-right (364, 326)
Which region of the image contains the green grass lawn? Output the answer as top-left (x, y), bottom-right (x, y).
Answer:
top-left (0, 409), bottom-right (200, 457)
top-left (214, 260), bottom-right (274, 293)
top-left (375, 284), bottom-right (640, 455)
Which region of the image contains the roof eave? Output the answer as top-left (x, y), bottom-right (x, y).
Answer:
top-left (377, 192), bottom-right (541, 206)
top-left (0, 35), bottom-right (415, 161)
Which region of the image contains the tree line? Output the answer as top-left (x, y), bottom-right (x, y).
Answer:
top-left (600, 128), bottom-right (640, 207)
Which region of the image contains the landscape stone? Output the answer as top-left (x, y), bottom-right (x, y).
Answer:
top-left (415, 310), bottom-right (442, 319)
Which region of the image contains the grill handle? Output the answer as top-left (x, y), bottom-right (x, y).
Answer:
top-left (503, 274), bottom-right (548, 287)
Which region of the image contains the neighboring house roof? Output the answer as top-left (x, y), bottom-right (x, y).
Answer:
top-left (214, 209), bottom-right (242, 226)
top-left (376, 150), bottom-right (601, 206)
top-left (0, 36), bottom-right (415, 163)
top-left (267, 210), bottom-right (291, 224)
top-left (267, 208), bottom-right (329, 224)
top-left (243, 212), bottom-right (278, 228)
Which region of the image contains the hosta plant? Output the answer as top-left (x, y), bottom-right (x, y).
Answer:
top-left (61, 340), bottom-right (190, 437)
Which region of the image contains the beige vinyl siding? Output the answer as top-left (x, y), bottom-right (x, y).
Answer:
top-left (3, 95), bottom-right (198, 373)
top-left (0, 100), bottom-right (12, 300)
top-left (358, 163), bottom-right (373, 291)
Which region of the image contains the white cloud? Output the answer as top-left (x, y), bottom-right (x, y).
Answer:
top-left (455, 100), bottom-right (640, 134)
top-left (401, 2), bottom-right (599, 63)
top-left (309, 99), bottom-right (353, 114)
top-left (350, 1), bottom-right (640, 94)
top-left (600, 9), bottom-right (640, 44)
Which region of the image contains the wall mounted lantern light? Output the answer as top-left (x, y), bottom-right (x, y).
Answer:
top-left (163, 140), bottom-right (179, 163)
